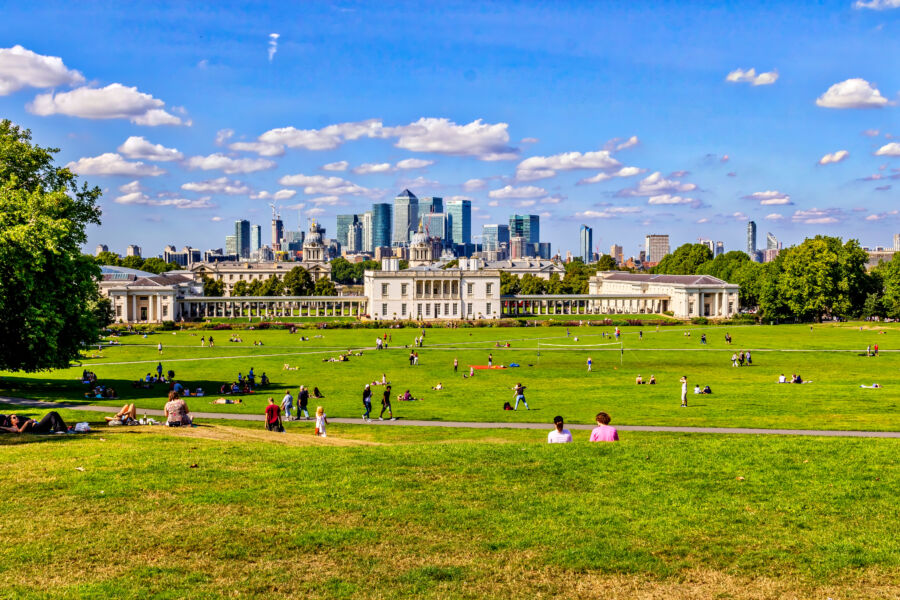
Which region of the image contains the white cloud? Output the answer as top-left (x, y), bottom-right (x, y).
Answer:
top-left (268, 33), bottom-right (279, 62)
top-left (210, 216), bottom-right (223, 222)
top-left (575, 207), bottom-right (641, 219)
top-left (255, 119), bottom-right (383, 153)
top-left (816, 78), bottom-right (889, 109)
top-left (389, 117), bottom-right (518, 160)
top-left (307, 207), bottom-right (326, 216)
top-left (875, 142), bottom-right (900, 156)
top-left (617, 171), bottom-right (697, 197)
top-left (516, 149), bottom-right (621, 181)
top-left (487, 184), bottom-right (547, 199)
top-left (866, 210), bottom-right (899, 220)
top-left (487, 200), bottom-right (499, 207)
top-left (28, 83), bottom-right (186, 125)
top-left (818, 150), bottom-right (849, 165)
top-left (229, 141), bottom-right (285, 157)
top-left (310, 196), bottom-right (340, 205)
top-left (322, 161), bottom-right (348, 171)
top-left (353, 162), bottom-right (393, 175)
top-left (66, 153), bottom-right (166, 177)
top-left (726, 68), bottom-right (779, 86)
top-left (215, 129), bottom-right (234, 146)
top-left (114, 181), bottom-right (212, 208)
top-left (743, 190), bottom-right (792, 205)
top-left (765, 213), bottom-right (784, 221)
top-left (274, 189), bottom-right (298, 201)
top-left (278, 173), bottom-right (369, 196)
top-left (647, 194), bottom-right (699, 207)
top-left (854, 0), bottom-right (900, 9)
top-left (117, 136), bottom-right (183, 161)
top-left (615, 136), bottom-right (640, 150)
top-left (578, 166), bottom-right (646, 185)
top-left (185, 153), bottom-right (276, 174)
top-left (448, 195), bottom-right (474, 202)
top-left (521, 137), bottom-right (539, 144)
top-left (0, 45), bottom-right (84, 95)
top-left (395, 158), bottom-right (434, 169)
top-left (731, 212), bottom-right (749, 221)
top-left (181, 177), bottom-right (252, 195)
top-left (517, 200), bottom-right (537, 207)
top-left (862, 129), bottom-right (880, 137)
top-left (792, 208), bottom-right (843, 224)
top-left (463, 178), bottom-right (487, 191)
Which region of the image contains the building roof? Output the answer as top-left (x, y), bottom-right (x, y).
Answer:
top-left (482, 259), bottom-right (565, 271)
top-left (100, 265), bottom-right (154, 277)
top-left (599, 272), bottom-right (729, 285)
top-left (395, 189), bottom-right (417, 200)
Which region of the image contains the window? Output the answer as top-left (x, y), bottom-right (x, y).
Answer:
top-left (435, 304), bottom-right (440, 316)
top-left (381, 283), bottom-right (389, 296)
top-left (486, 283), bottom-right (493, 295)
top-left (401, 283), bottom-right (408, 297)
top-left (467, 283), bottom-right (474, 296)
top-left (162, 305), bottom-right (168, 317)
top-left (229, 274), bottom-right (234, 281)
top-left (381, 303), bottom-right (387, 316)
top-left (425, 304), bottom-right (431, 316)
top-left (401, 303), bottom-right (407, 316)
top-left (444, 303), bottom-right (449, 314)
top-left (453, 304), bottom-right (458, 315)
top-left (486, 303), bottom-right (491, 315)
top-left (467, 303), bottom-right (473, 316)
top-left (115, 305), bottom-right (122, 317)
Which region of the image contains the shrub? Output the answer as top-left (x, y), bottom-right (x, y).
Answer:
top-left (691, 317), bottom-right (709, 325)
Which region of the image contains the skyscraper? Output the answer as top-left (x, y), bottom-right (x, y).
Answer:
top-left (510, 236), bottom-right (527, 259)
top-left (446, 198), bottom-right (471, 245)
top-left (895, 233), bottom-right (900, 252)
top-left (422, 212), bottom-right (449, 241)
top-left (250, 225), bottom-right (262, 253)
top-left (271, 216), bottom-right (284, 249)
top-left (766, 232), bottom-right (780, 250)
top-left (346, 221), bottom-right (363, 253)
top-left (361, 211), bottom-right (373, 253)
top-left (610, 244), bottom-right (623, 265)
top-left (392, 189), bottom-right (418, 245)
top-left (234, 220), bottom-right (250, 259)
top-left (747, 221), bottom-right (757, 259)
top-left (225, 235), bottom-right (237, 256)
top-left (336, 214), bottom-right (358, 248)
top-left (699, 239), bottom-right (715, 254)
top-left (715, 241), bottom-right (725, 256)
top-left (644, 234), bottom-right (670, 263)
top-left (422, 196), bottom-right (443, 214)
top-left (482, 224), bottom-right (510, 251)
top-left (372, 203), bottom-right (393, 250)
top-left (509, 214), bottom-right (540, 244)
top-left (126, 244), bottom-right (142, 258)
top-left (579, 225), bottom-right (593, 262)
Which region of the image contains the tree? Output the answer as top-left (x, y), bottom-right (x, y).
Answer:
top-left (313, 277), bottom-right (337, 296)
top-left (259, 275), bottom-right (284, 296)
top-left (0, 120), bottom-right (103, 371)
top-left (875, 253), bottom-right (900, 319)
top-left (596, 254), bottom-right (617, 271)
top-left (441, 259), bottom-right (459, 269)
top-left (201, 275), bottom-right (225, 297)
top-left (330, 257), bottom-right (356, 285)
top-left (232, 280), bottom-right (251, 297)
top-left (519, 274), bottom-right (546, 295)
top-left (95, 251), bottom-right (122, 266)
top-left (121, 255), bottom-right (145, 270)
top-left (141, 257), bottom-right (178, 274)
top-left (652, 244), bottom-right (713, 274)
top-left (283, 266), bottom-right (314, 295)
top-left (500, 272), bottom-right (520, 295)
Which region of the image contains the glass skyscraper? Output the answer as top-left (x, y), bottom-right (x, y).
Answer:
top-left (392, 189), bottom-right (418, 245)
top-left (579, 225), bottom-right (593, 262)
top-left (446, 198), bottom-right (471, 245)
top-left (372, 203), bottom-right (392, 249)
top-left (250, 224), bottom-right (262, 253)
top-left (234, 219), bottom-right (250, 259)
top-left (509, 214), bottom-right (540, 245)
top-left (747, 220), bottom-right (757, 259)
top-left (422, 196), bottom-right (443, 215)
top-left (482, 224), bottom-right (510, 251)
top-left (336, 214), bottom-right (358, 248)
top-left (422, 212), bottom-right (449, 241)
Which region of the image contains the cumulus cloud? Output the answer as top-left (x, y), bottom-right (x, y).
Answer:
top-left (0, 45), bottom-right (84, 95)
top-left (875, 142), bottom-right (900, 156)
top-left (353, 162), bottom-right (392, 175)
top-left (215, 129), bottom-right (234, 146)
top-left (117, 136), bottom-right (183, 161)
top-left (181, 177), bottom-right (252, 195)
top-left (268, 33), bottom-right (279, 62)
top-left (322, 161), bottom-right (349, 171)
top-left (487, 185), bottom-right (547, 199)
top-left (647, 194), bottom-right (700, 207)
top-left (731, 212), bottom-right (750, 221)
top-left (574, 207), bottom-right (641, 219)
top-left (29, 83), bottom-right (187, 125)
top-left (185, 153), bottom-right (276, 174)
top-left (862, 129), bottom-right (881, 137)
top-left (228, 141), bottom-right (285, 157)
top-left (816, 78), bottom-right (889, 109)
top-left (765, 213), bottom-right (784, 221)
top-left (66, 153), bottom-right (166, 177)
top-left (516, 149), bottom-right (621, 181)
top-left (602, 136), bottom-right (640, 151)
top-left (389, 117), bottom-right (518, 160)
top-left (617, 171), bottom-right (697, 197)
top-left (463, 178), bottom-right (487, 191)
top-left (726, 68), bottom-right (779, 86)
top-left (818, 150), bottom-right (849, 165)
top-left (395, 158), bottom-right (434, 169)
top-left (578, 166), bottom-right (646, 185)
top-left (310, 196), bottom-right (340, 205)
top-left (521, 137), bottom-right (539, 144)
top-left (251, 189), bottom-right (297, 201)
top-left (854, 0), bottom-right (900, 9)
top-left (792, 208), bottom-right (843, 224)
top-left (114, 181), bottom-right (212, 208)
top-left (743, 190), bottom-right (793, 205)
top-left (278, 173), bottom-right (370, 196)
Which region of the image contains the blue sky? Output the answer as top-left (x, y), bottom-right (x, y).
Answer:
top-left (2, 0), bottom-right (899, 257)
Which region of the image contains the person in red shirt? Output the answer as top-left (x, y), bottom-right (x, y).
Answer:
top-left (264, 397), bottom-right (283, 432)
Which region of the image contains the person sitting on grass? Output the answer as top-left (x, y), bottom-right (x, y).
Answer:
top-left (589, 412), bottom-right (619, 442)
top-left (313, 387), bottom-right (324, 398)
top-left (1, 412), bottom-right (69, 434)
top-left (105, 404), bottom-right (137, 424)
top-left (260, 373), bottom-right (270, 386)
top-left (635, 374), bottom-right (644, 385)
top-left (431, 382), bottom-right (443, 390)
top-left (547, 416), bottom-right (572, 444)
top-left (397, 390), bottom-right (417, 402)
top-left (648, 375), bottom-right (656, 385)
top-left (778, 374), bottom-right (786, 383)
top-left (164, 391), bottom-right (192, 427)
top-left (860, 383), bottom-right (882, 389)
top-left (211, 397), bottom-right (242, 404)
top-left (694, 384), bottom-right (702, 395)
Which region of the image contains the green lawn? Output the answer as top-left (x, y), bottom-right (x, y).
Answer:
top-left (2, 322), bottom-right (898, 430)
top-left (0, 424), bottom-right (897, 598)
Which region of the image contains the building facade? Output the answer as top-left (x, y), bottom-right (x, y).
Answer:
top-left (644, 234), bottom-right (670, 263)
top-left (509, 214), bottom-right (539, 244)
top-left (747, 220), bottom-right (757, 259)
top-left (234, 220), bottom-right (250, 259)
top-left (587, 272), bottom-right (739, 318)
top-left (446, 198), bottom-right (471, 245)
top-left (372, 203), bottom-right (392, 250)
top-left (392, 189), bottom-right (418, 245)
top-left (579, 225), bottom-right (593, 263)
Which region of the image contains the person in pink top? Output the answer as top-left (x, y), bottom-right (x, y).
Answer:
top-left (589, 412), bottom-right (619, 442)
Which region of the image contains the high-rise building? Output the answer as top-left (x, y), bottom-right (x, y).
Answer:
top-left (509, 214), bottom-right (540, 245)
top-left (346, 221), bottom-right (363, 253)
top-left (579, 225), bottom-right (593, 263)
top-left (234, 219), bottom-right (250, 259)
top-left (535, 242), bottom-right (551, 260)
top-left (747, 221), bottom-right (757, 259)
top-left (610, 244), bottom-right (624, 265)
top-left (271, 216), bottom-right (284, 249)
top-left (225, 235), bottom-right (237, 256)
top-left (510, 236), bottom-right (528, 259)
top-left (361, 211), bottom-right (374, 253)
top-left (392, 189), bottom-right (418, 245)
top-left (250, 225), bottom-right (262, 253)
top-left (482, 224), bottom-right (510, 251)
top-left (336, 214), bottom-right (359, 248)
top-left (699, 239), bottom-right (715, 254)
top-left (422, 212), bottom-right (449, 242)
top-left (446, 198), bottom-right (471, 245)
top-left (95, 244), bottom-right (108, 256)
top-left (715, 241), bottom-right (725, 257)
top-left (894, 233), bottom-right (900, 252)
top-left (422, 196), bottom-right (443, 214)
top-left (372, 203), bottom-right (392, 250)
top-left (766, 231), bottom-right (780, 250)
top-left (125, 244), bottom-right (142, 258)
top-left (644, 234), bottom-right (670, 263)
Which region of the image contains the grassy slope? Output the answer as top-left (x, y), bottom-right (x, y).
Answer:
top-left (2, 322), bottom-right (898, 430)
top-left (0, 425), bottom-right (897, 599)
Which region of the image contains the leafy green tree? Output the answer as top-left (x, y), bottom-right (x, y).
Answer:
top-left (875, 253), bottom-right (900, 318)
top-left (95, 251), bottom-right (122, 266)
top-left (313, 277), bottom-right (337, 296)
top-left (201, 275), bottom-right (225, 297)
top-left (0, 120), bottom-right (104, 371)
top-left (283, 266), bottom-right (314, 295)
top-left (259, 275), bottom-right (285, 296)
top-left (652, 243), bottom-right (713, 274)
top-left (141, 257), bottom-right (178, 274)
top-left (441, 259), bottom-right (459, 269)
top-left (231, 280), bottom-right (251, 297)
top-left (120, 255), bottom-right (145, 270)
top-left (398, 260), bottom-right (409, 270)
top-left (519, 274), bottom-right (546, 295)
top-left (596, 254), bottom-right (617, 271)
top-left (330, 257), bottom-right (356, 285)
top-left (500, 272), bottom-right (520, 295)
top-left (247, 279), bottom-right (264, 296)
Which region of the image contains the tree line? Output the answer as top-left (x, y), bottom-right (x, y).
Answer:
top-left (93, 251), bottom-right (180, 275)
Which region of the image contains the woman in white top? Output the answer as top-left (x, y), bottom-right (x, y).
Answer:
top-left (315, 406), bottom-right (328, 437)
top-left (547, 416), bottom-right (572, 443)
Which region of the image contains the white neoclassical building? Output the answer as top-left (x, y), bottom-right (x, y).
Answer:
top-left (364, 258), bottom-right (502, 320)
top-left (99, 266), bottom-right (198, 323)
top-left (587, 272), bottom-right (740, 318)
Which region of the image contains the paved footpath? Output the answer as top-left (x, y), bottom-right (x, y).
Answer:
top-left (3, 396), bottom-right (900, 438)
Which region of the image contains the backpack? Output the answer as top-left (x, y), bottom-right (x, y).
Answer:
top-left (503, 402), bottom-right (513, 411)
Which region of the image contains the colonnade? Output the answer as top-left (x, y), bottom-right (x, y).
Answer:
top-left (502, 295), bottom-right (669, 317)
top-left (177, 296), bottom-right (368, 320)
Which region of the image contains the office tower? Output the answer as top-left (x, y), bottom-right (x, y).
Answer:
top-left (422, 212), bottom-right (449, 241)
top-left (699, 238), bottom-right (715, 254)
top-left (234, 219), bottom-right (250, 259)
top-left (361, 211), bottom-right (373, 253)
top-left (510, 236), bottom-right (527, 259)
top-left (482, 224), bottom-right (510, 251)
top-left (392, 189), bottom-right (418, 245)
top-left (535, 242), bottom-right (551, 259)
top-left (422, 196), bottom-right (443, 214)
top-left (747, 220), bottom-right (757, 259)
top-left (271, 216), bottom-right (284, 249)
top-left (95, 244), bottom-right (108, 256)
top-left (372, 203), bottom-right (392, 250)
top-left (225, 235), bottom-right (237, 256)
top-left (336, 214), bottom-right (359, 247)
top-left (766, 232), bottom-right (780, 250)
top-left (579, 225), bottom-right (593, 262)
top-left (250, 225), bottom-right (262, 253)
top-left (610, 244), bottom-right (624, 265)
top-left (446, 198), bottom-right (471, 245)
top-left (894, 233), bottom-right (900, 252)
top-left (346, 221), bottom-right (363, 253)
top-left (125, 244), bottom-right (142, 258)
top-left (715, 241), bottom-right (725, 256)
top-left (509, 214), bottom-right (540, 244)
top-left (644, 234), bottom-right (670, 263)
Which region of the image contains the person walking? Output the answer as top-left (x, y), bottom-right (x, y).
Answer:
top-left (200, 336), bottom-right (206, 347)
top-left (264, 398), bottom-right (283, 432)
top-left (208, 335), bottom-right (214, 348)
top-left (156, 362), bottom-right (163, 379)
top-left (362, 384), bottom-right (373, 422)
top-left (298, 386), bottom-right (310, 419)
top-left (746, 350), bottom-right (752, 365)
top-left (731, 353), bottom-right (738, 367)
top-left (157, 342), bottom-right (162, 355)
top-left (409, 351), bottom-right (415, 366)
top-left (413, 352), bottom-right (419, 366)
top-left (680, 376), bottom-right (688, 408)
top-left (513, 383), bottom-right (529, 410)
top-left (587, 357), bottom-right (592, 372)
top-left (453, 357), bottom-right (458, 373)
top-left (281, 389), bottom-right (294, 421)
top-left (488, 353), bottom-right (493, 368)
top-left (874, 344), bottom-right (879, 357)
top-left (379, 385), bottom-right (394, 420)
top-left (314, 406), bottom-right (328, 437)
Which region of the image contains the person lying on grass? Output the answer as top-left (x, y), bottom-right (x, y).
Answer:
top-left (211, 398), bottom-right (242, 404)
top-left (105, 404), bottom-right (137, 423)
top-left (0, 412), bottom-right (69, 434)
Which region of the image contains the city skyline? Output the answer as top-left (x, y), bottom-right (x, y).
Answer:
top-left (1, 2), bottom-right (899, 256)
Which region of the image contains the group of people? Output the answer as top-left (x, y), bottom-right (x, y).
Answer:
top-left (361, 383), bottom-right (397, 422)
top-left (635, 374), bottom-right (657, 385)
top-left (730, 351), bottom-right (752, 367)
top-left (264, 398), bottom-right (329, 436)
top-left (547, 412), bottom-right (619, 443)
top-left (777, 373), bottom-right (809, 384)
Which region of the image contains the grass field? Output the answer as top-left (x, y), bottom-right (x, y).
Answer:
top-left (2, 322), bottom-right (898, 430)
